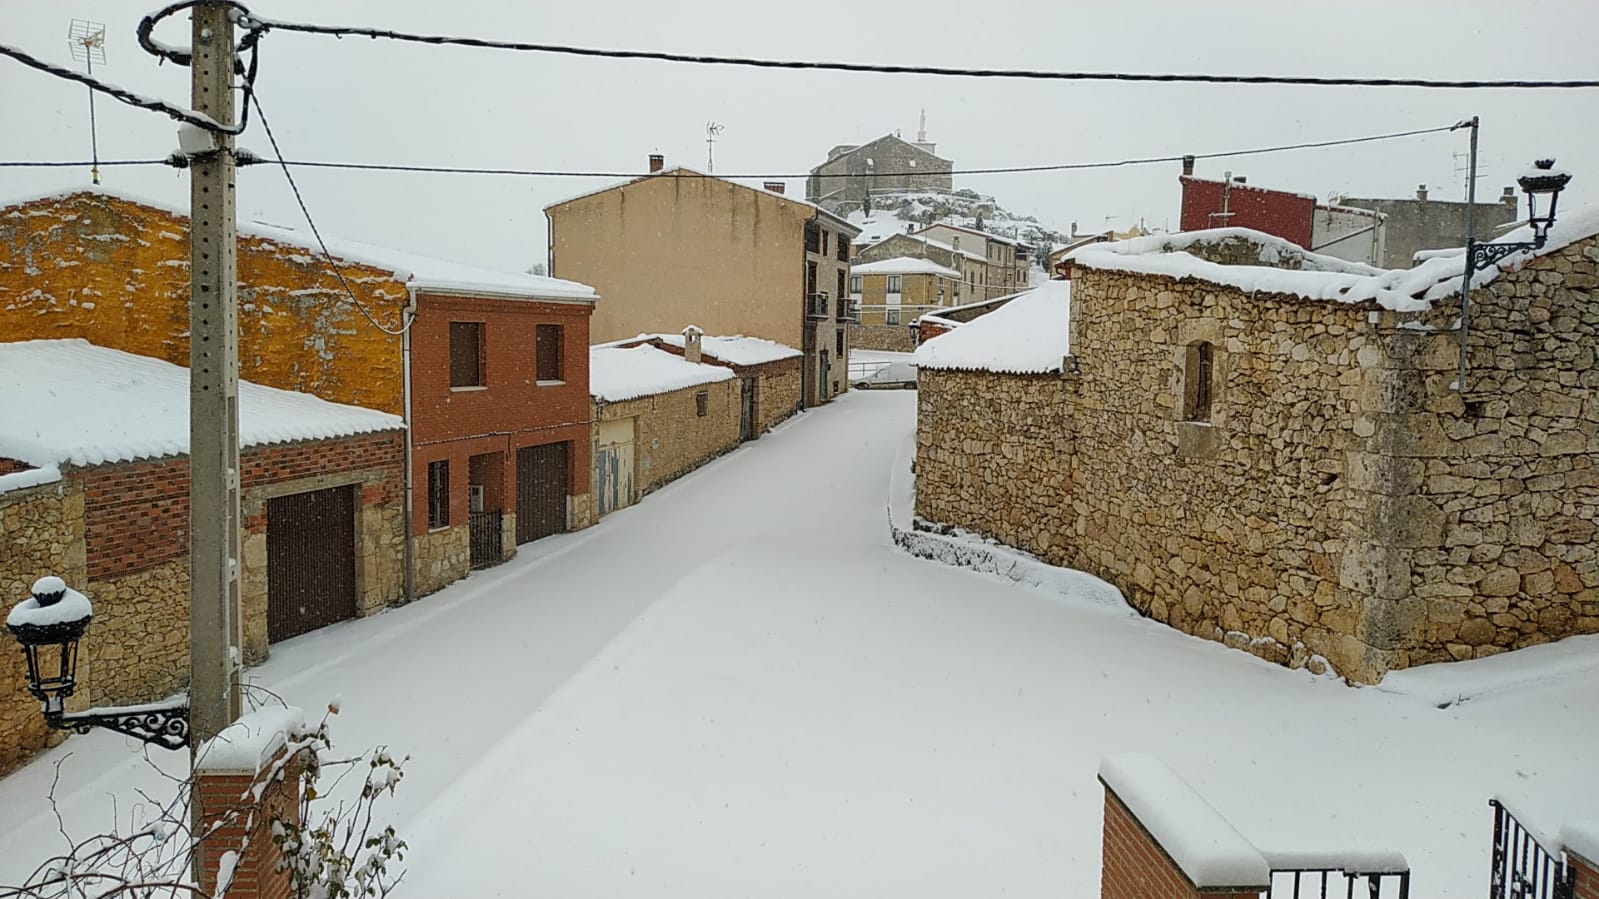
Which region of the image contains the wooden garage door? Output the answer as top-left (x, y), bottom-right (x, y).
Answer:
top-left (266, 485), bottom-right (357, 643)
top-left (516, 442), bottom-right (569, 543)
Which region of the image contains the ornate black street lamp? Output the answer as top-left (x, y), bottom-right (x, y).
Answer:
top-left (1457, 158), bottom-right (1572, 389)
top-left (7, 576), bottom-right (189, 750)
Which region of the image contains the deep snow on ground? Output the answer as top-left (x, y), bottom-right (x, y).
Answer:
top-left (0, 392), bottom-right (1594, 897)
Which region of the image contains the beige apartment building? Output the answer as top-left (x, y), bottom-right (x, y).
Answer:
top-left (916, 223), bottom-right (1034, 299)
top-left (850, 256), bottom-right (960, 327)
top-left (546, 160), bottom-right (861, 407)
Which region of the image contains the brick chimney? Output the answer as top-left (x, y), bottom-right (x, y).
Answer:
top-left (682, 325), bottom-right (703, 364)
top-left (763, 181), bottom-right (785, 195)
top-left (1181, 155), bottom-right (1195, 177)
top-left (1416, 184), bottom-right (1428, 201)
top-left (648, 154), bottom-right (664, 174)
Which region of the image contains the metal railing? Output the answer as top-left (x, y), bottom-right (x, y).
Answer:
top-left (1489, 799), bottom-right (1576, 899)
top-left (840, 300), bottom-right (860, 323)
top-left (1267, 866), bottom-right (1410, 898)
top-left (468, 509), bottom-right (503, 569)
top-left (806, 291), bottom-right (830, 319)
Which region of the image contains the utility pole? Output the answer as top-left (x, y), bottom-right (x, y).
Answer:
top-left (187, 1), bottom-right (244, 752)
top-left (1455, 116), bottom-right (1479, 394)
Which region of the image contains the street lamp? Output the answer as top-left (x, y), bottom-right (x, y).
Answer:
top-left (7, 576), bottom-right (189, 750)
top-left (1456, 158), bottom-right (1572, 390)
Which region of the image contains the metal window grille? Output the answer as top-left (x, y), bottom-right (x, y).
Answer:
top-left (536, 324), bottom-right (563, 381)
top-left (696, 390), bottom-right (709, 417)
top-left (427, 460), bottom-right (449, 529)
top-left (449, 322), bottom-right (483, 387)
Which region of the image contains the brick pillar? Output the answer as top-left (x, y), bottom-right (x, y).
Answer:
top-left (194, 746), bottom-right (304, 899)
top-left (1571, 849), bottom-right (1599, 899)
top-left (1101, 788), bottom-right (1263, 899)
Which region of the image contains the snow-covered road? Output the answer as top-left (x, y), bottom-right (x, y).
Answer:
top-left (1, 392), bottom-right (1594, 897)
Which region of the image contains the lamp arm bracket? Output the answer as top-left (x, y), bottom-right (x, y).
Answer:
top-left (1468, 241), bottom-right (1538, 271)
top-left (50, 699), bottom-right (190, 751)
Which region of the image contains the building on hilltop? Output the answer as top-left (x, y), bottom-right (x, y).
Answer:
top-left (807, 125), bottom-right (954, 218)
top-left (1336, 185), bottom-right (1521, 269)
top-left (912, 216), bottom-right (1599, 684)
top-left (545, 157), bottom-right (860, 408)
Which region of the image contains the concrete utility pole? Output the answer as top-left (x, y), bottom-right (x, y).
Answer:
top-left (187, 1), bottom-right (244, 751)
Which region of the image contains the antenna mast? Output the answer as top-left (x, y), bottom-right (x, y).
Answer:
top-left (705, 121), bottom-right (725, 173)
top-left (67, 19), bottom-right (107, 184)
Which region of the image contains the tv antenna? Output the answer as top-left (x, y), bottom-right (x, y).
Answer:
top-left (68, 19), bottom-right (107, 184)
top-left (705, 121), bottom-right (725, 173)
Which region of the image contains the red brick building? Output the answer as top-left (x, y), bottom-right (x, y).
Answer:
top-left (0, 339), bottom-right (406, 773)
top-left (1179, 164), bottom-right (1317, 246)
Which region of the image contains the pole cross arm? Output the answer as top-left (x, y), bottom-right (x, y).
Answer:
top-left (1468, 240), bottom-right (1539, 271)
top-left (49, 699), bottom-right (190, 751)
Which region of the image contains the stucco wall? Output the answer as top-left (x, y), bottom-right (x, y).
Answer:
top-left (594, 378), bottom-right (742, 497)
top-left (1339, 192), bottom-right (1519, 268)
top-left (914, 234), bottom-right (1599, 683)
top-left (0, 191), bottom-right (408, 415)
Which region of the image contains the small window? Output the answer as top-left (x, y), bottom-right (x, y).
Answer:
top-left (887, 275), bottom-right (902, 293)
top-left (427, 460), bottom-right (450, 529)
top-left (836, 330), bottom-right (845, 355)
top-left (449, 322), bottom-right (484, 388)
top-left (1184, 341), bottom-right (1215, 422)
top-left (836, 237), bottom-right (849, 262)
top-left (886, 307), bottom-right (901, 325)
top-left (849, 275), bottom-right (862, 294)
top-left (836, 270), bottom-right (847, 303)
top-left (821, 231), bottom-right (830, 257)
top-left (536, 324), bottom-right (563, 382)
top-left (695, 390), bottom-right (709, 417)
top-left (807, 261), bottom-right (818, 296)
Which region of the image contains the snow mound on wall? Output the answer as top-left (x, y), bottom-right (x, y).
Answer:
top-left (654, 333), bottom-right (802, 366)
top-left (589, 344), bottom-right (735, 403)
top-left (0, 339), bottom-right (404, 468)
top-left (851, 256), bottom-right (961, 278)
top-left (195, 706), bottom-right (307, 774)
top-left (913, 280), bottom-right (1070, 374)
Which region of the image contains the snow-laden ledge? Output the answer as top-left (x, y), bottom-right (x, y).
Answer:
top-left (195, 706), bottom-right (307, 775)
top-left (1098, 753), bottom-right (1271, 889)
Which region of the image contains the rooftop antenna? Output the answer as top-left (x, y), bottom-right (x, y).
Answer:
top-left (67, 19), bottom-right (107, 185)
top-left (705, 121), bottom-right (724, 173)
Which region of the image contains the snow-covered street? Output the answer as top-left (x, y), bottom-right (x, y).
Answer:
top-left (1, 392), bottom-right (1594, 897)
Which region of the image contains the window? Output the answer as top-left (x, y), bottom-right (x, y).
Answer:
top-left (427, 460), bottom-right (450, 529)
top-left (937, 281), bottom-right (945, 302)
top-left (821, 231), bottom-right (830, 257)
top-left (807, 261), bottom-right (818, 297)
top-left (836, 330), bottom-right (845, 355)
top-left (886, 307), bottom-right (901, 325)
top-left (1184, 341), bottom-right (1215, 422)
top-left (886, 275), bottom-right (902, 293)
top-left (804, 221), bottom-right (821, 254)
top-left (695, 390), bottom-right (709, 417)
top-left (836, 270), bottom-right (846, 303)
top-left (849, 275), bottom-right (862, 294)
top-left (536, 324), bottom-right (563, 382)
top-left (449, 322), bottom-right (484, 388)
top-left (837, 237), bottom-right (849, 262)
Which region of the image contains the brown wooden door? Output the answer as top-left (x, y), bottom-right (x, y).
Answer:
top-left (516, 443), bottom-right (568, 543)
top-left (266, 485), bottom-right (357, 643)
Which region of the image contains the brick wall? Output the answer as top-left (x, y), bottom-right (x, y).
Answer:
top-left (1179, 176), bottom-right (1314, 247)
top-left (194, 747), bottom-right (304, 899)
top-left (1101, 790), bottom-right (1260, 899)
top-left (1570, 850), bottom-right (1599, 899)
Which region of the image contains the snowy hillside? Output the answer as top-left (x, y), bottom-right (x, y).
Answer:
top-left (848, 188), bottom-right (1065, 254)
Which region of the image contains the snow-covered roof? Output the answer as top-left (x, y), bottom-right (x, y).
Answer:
top-left (858, 231), bottom-right (985, 262)
top-left (1098, 754), bottom-right (1270, 890)
top-left (1071, 211), bottom-right (1599, 312)
top-left (918, 222), bottom-right (1034, 249)
top-left (654, 333), bottom-right (802, 366)
top-left (589, 344), bottom-right (736, 403)
top-left (0, 339), bottom-right (404, 468)
top-left (913, 281), bottom-right (1070, 375)
top-left (851, 256), bottom-right (961, 278)
top-left (2, 186), bottom-right (597, 302)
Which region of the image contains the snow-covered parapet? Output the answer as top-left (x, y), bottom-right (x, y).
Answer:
top-left (0, 464), bottom-right (62, 497)
top-left (656, 333), bottom-right (802, 366)
top-left (1560, 819), bottom-right (1599, 865)
top-left (195, 706), bottom-right (308, 775)
top-left (851, 256), bottom-right (961, 278)
top-left (1098, 753), bottom-right (1271, 890)
top-left (913, 280), bottom-right (1070, 375)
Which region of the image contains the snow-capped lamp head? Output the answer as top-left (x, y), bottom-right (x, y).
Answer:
top-left (6, 575), bottom-right (94, 714)
top-left (1515, 158), bottom-right (1572, 248)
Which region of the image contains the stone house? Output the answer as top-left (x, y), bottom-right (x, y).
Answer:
top-left (913, 218), bottom-right (1599, 684)
top-left (641, 330), bottom-right (804, 439)
top-left (546, 160), bottom-right (859, 408)
top-left (0, 187), bottom-right (600, 601)
top-left (911, 290), bottom-right (1027, 345)
top-left (588, 338), bottom-right (742, 517)
top-left (806, 132), bottom-right (954, 217)
top-left (0, 339), bottom-right (406, 774)
top-left (915, 223), bottom-right (1034, 299)
top-left (848, 257), bottom-right (961, 351)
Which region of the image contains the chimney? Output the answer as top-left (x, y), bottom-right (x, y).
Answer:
top-left (648, 154), bottom-right (664, 174)
top-left (763, 181), bottom-right (786, 195)
top-left (682, 325), bottom-right (703, 365)
top-left (1501, 185), bottom-right (1518, 215)
top-left (1416, 184), bottom-right (1428, 201)
top-left (1181, 155), bottom-right (1195, 177)
top-left (1232, 175), bottom-right (1247, 184)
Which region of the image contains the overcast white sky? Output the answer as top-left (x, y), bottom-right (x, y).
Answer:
top-left (3, 0), bottom-right (1597, 272)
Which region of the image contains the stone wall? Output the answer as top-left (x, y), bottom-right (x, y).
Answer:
top-left (0, 478), bottom-right (85, 774)
top-left (750, 360), bottom-right (802, 435)
top-left (915, 233), bottom-right (1599, 683)
top-left (414, 525), bottom-right (470, 597)
top-left (849, 322), bottom-right (917, 353)
top-left (595, 378), bottom-right (742, 497)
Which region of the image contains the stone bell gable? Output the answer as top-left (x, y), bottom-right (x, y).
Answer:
top-left (914, 225), bottom-right (1599, 683)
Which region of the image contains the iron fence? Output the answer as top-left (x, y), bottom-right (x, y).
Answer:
top-left (1489, 799), bottom-right (1575, 899)
top-left (1268, 867), bottom-right (1410, 898)
top-left (468, 509), bottom-right (503, 569)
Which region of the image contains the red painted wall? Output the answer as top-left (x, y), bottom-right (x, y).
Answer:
top-left (1179, 176), bottom-right (1315, 247)
top-left (407, 293), bottom-right (595, 534)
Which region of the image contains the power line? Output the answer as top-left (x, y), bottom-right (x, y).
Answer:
top-left (250, 94), bottom-right (410, 336)
top-left (239, 12), bottom-right (1599, 89)
top-left (0, 159), bottom-right (167, 168)
top-left (0, 121), bottom-right (1464, 179)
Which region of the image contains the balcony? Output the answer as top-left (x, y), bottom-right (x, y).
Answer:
top-left (806, 291), bottom-right (830, 320)
top-left (839, 298), bottom-right (861, 323)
